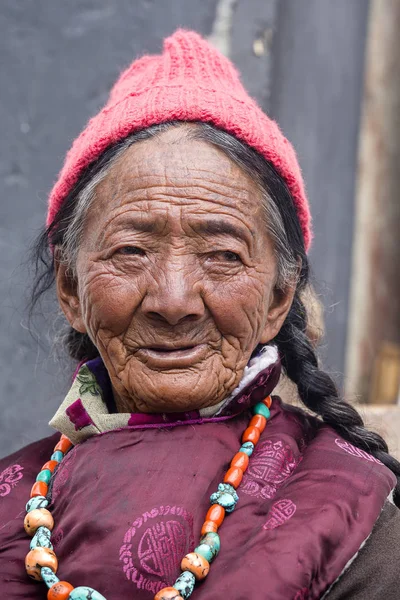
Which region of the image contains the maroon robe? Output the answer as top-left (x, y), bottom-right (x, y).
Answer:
top-left (0, 392), bottom-right (395, 599)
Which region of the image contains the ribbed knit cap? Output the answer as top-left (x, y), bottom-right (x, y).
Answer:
top-left (47, 29), bottom-right (312, 250)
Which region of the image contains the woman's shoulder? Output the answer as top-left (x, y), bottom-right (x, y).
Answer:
top-left (0, 433), bottom-right (60, 517)
top-left (327, 500), bottom-right (400, 599)
top-left (0, 431), bottom-right (60, 472)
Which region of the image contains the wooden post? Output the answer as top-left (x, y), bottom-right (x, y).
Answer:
top-left (346, 0), bottom-right (400, 405)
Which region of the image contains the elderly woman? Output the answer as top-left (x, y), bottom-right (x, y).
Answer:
top-left (0, 30), bottom-right (399, 600)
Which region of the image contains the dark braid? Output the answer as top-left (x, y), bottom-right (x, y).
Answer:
top-left (275, 285), bottom-right (400, 506)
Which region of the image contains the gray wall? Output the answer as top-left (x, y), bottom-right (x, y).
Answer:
top-left (270, 0), bottom-right (369, 376)
top-left (0, 0), bottom-right (369, 458)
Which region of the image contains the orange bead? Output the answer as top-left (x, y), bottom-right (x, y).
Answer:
top-left (54, 436), bottom-right (73, 454)
top-left (30, 481), bottom-right (48, 498)
top-left (230, 451), bottom-right (250, 472)
top-left (47, 582), bottom-right (75, 600)
top-left (223, 466), bottom-right (243, 488)
top-left (262, 395), bottom-right (272, 408)
top-left (41, 460), bottom-right (59, 474)
top-left (205, 504), bottom-right (225, 528)
top-left (60, 433), bottom-right (73, 444)
top-left (201, 520), bottom-right (218, 535)
top-left (25, 547), bottom-right (58, 581)
top-left (181, 552), bottom-right (210, 580)
top-left (154, 588), bottom-right (184, 600)
top-left (24, 508), bottom-right (54, 536)
top-left (249, 414), bottom-right (267, 433)
top-left (242, 425), bottom-right (261, 445)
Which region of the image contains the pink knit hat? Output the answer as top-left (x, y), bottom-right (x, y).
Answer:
top-left (47, 29), bottom-right (312, 249)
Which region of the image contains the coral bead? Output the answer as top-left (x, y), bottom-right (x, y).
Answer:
top-left (47, 582), bottom-right (75, 600)
top-left (242, 425), bottom-right (261, 445)
top-left (263, 395), bottom-right (272, 408)
top-left (230, 451), bottom-right (250, 472)
top-left (25, 547), bottom-right (58, 581)
top-left (154, 588), bottom-right (184, 600)
top-left (54, 436), bottom-right (73, 454)
top-left (201, 520), bottom-right (218, 535)
top-left (181, 552), bottom-right (210, 580)
top-left (223, 466), bottom-right (243, 488)
top-left (205, 504), bottom-right (225, 527)
top-left (24, 508), bottom-right (54, 536)
top-left (249, 414), bottom-right (267, 433)
top-left (41, 460), bottom-right (59, 474)
top-left (30, 481), bottom-right (48, 498)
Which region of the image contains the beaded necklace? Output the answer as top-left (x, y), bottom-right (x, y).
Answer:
top-left (23, 396), bottom-right (272, 600)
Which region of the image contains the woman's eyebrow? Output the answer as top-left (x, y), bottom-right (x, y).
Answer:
top-left (192, 219), bottom-right (254, 242)
top-left (105, 216), bottom-right (162, 234)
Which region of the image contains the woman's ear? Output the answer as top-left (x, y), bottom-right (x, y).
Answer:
top-left (259, 283), bottom-right (296, 344)
top-left (54, 253), bottom-right (87, 334)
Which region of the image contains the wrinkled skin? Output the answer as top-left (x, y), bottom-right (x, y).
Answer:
top-left (56, 126), bottom-right (295, 413)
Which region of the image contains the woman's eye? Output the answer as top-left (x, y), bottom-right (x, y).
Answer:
top-left (210, 251), bottom-right (241, 263)
top-left (222, 251), bottom-right (240, 262)
top-left (117, 246), bottom-right (145, 256)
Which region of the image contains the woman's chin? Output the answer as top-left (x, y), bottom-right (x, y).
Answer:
top-left (129, 378), bottom-right (222, 414)
top-left (114, 357), bottom-right (241, 414)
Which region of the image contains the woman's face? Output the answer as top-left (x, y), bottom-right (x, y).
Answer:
top-left (56, 127), bottom-right (294, 413)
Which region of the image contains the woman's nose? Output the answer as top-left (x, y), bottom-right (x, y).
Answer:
top-left (141, 263), bottom-right (205, 326)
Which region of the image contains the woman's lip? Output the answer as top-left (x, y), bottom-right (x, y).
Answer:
top-left (136, 344), bottom-right (208, 368)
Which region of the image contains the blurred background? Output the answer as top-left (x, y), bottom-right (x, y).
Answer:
top-left (1, 0), bottom-right (399, 458)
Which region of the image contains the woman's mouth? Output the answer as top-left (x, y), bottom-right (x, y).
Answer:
top-left (136, 344), bottom-right (209, 368)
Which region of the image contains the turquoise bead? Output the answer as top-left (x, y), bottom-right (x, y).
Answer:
top-left (195, 531), bottom-right (220, 563)
top-left (173, 571), bottom-right (196, 599)
top-left (36, 469), bottom-right (52, 484)
top-left (210, 482), bottom-right (239, 513)
top-left (30, 526), bottom-right (53, 550)
top-left (26, 496), bottom-right (48, 512)
top-left (240, 441), bottom-right (255, 456)
top-left (51, 450), bottom-right (64, 462)
top-left (41, 566), bottom-right (59, 588)
top-left (69, 587), bottom-right (107, 600)
top-left (253, 402), bottom-right (270, 418)
top-left (195, 543), bottom-right (213, 563)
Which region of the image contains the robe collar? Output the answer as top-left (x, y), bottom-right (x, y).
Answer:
top-left (50, 345), bottom-right (281, 444)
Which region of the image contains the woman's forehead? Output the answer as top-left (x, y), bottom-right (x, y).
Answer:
top-left (109, 129), bottom-right (255, 189)
top-left (91, 130), bottom-right (264, 220)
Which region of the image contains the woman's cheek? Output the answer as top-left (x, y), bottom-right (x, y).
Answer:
top-left (80, 268), bottom-right (145, 337)
top-left (204, 273), bottom-right (269, 339)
